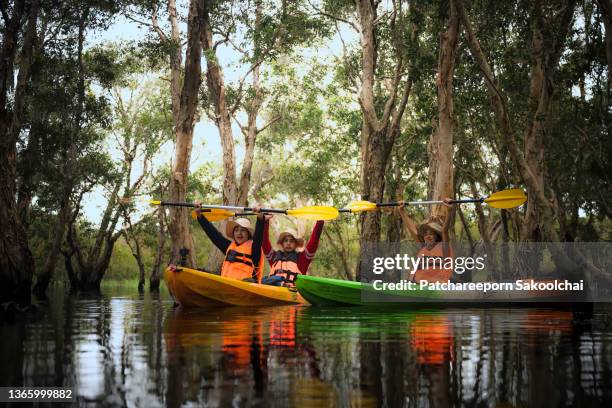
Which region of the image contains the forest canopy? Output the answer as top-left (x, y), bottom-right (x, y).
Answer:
top-left (0, 0), bottom-right (610, 305)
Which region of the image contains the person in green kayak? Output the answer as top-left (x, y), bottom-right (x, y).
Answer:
top-left (260, 215), bottom-right (325, 287)
top-left (394, 198), bottom-right (455, 283)
top-left (169, 206), bottom-right (266, 283)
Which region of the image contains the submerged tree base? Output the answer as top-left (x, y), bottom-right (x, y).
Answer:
top-left (149, 279), bottom-right (161, 293)
top-left (0, 277), bottom-right (33, 309)
top-left (0, 301), bottom-right (40, 323)
top-left (70, 282), bottom-right (103, 297)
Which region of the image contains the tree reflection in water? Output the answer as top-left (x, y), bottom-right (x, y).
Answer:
top-left (1, 288), bottom-right (611, 407)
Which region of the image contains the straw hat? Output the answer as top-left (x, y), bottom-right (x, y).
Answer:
top-left (225, 218), bottom-right (254, 239)
top-left (418, 220), bottom-right (443, 241)
top-left (276, 229), bottom-right (304, 248)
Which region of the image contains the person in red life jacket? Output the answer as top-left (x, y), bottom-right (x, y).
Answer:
top-left (395, 199), bottom-right (455, 283)
top-left (191, 205), bottom-right (266, 283)
top-left (260, 216), bottom-right (324, 287)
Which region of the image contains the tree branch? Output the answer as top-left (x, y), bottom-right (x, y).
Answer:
top-left (307, 0), bottom-right (359, 31)
top-left (257, 114), bottom-right (282, 134)
top-left (380, 59), bottom-right (403, 126)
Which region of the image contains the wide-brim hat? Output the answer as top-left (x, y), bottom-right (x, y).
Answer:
top-left (418, 221), bottom-right (443, 241)
top-left (276, 230), bottom-right (304, 248)
top-left (225, 218), bottom-right (255, 239)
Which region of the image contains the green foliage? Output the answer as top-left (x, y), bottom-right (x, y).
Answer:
top-left (15, 0), bottom-right (612, 289)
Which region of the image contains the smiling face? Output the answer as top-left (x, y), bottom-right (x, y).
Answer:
top-left (422, 227), bottom-right (440, 246)
top-left (281, 235), bottom-right (297, 252)
top-left (233, 226), bottom-right (251, 245)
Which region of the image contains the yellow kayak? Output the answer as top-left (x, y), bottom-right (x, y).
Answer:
top-left (164, 267), bottom-right (308, 307)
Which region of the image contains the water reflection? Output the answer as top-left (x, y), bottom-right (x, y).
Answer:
top-left (1, 288), bottom-right (612, 407)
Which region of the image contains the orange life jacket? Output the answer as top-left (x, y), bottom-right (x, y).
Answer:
top-left (270, 251), bottom-right (301, 287)
top-left (221, 240), bottom-right (264, 283)
top-left (222, 320), bottom-right (264, 371)
top-left (410, 315), bottom-right (454, 365)
top-left (412, 243), bottom-right (453, 283)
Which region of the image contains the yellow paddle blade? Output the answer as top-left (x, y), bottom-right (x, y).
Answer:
top-left (483, 189), bottom-right (527, 209)
top-left (148, 200), bottom-right (162, 206)
top-left (190, 209), bottom-right (236, 221)
top-left (286, 206), bottom-right (339, 220)
top-left (344, 200), bottom-right (378, 212)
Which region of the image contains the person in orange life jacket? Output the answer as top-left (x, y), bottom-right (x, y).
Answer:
top-left (260, 215), bottom-right (324, 287)
top-left (190, 204), bottom-right (266, 283)
top-left (394, 198), bottom-right (456, 283)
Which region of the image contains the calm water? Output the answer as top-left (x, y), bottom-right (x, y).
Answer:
top-left (2, 287), bottom-right (612, 407)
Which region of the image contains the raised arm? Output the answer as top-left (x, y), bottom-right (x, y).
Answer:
top-left (438, 199), bottom-right (456, 258)
top-left (304, 220), bottom-right (324, 257)
top-left (197, 212), bottom-right (231, 254)
top-left (441, 198), bottom-right (456, 243)
top-left (251, 214), bottom-right (265, 282)
top-left (396, 205), bottom-right (422, 243)
top-left (297, 220), bottom-right (324, 274)
top-left (262, 216), bottom-right (274, 266)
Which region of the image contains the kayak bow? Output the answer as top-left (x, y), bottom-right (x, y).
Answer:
top-left (164, 267), bottom-right (308, 307)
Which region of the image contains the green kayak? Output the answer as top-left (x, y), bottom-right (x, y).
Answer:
top-left (295, 275), bottom-right (442, 307)
top-left (295, 275), bottom-right (580, 307)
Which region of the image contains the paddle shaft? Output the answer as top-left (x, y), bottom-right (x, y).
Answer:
top-left (159, 201), bottom-right (286, 214)
top-left (338, 198), bottom-right (484, 212)
top-left (381, 198), bottom-right (484, 206)
top-left (158, 201), bottom-right (197, 208)
top-left (200, 204), bottom-right (286, 214)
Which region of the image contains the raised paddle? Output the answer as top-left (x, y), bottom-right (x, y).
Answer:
top-left (340, 188), bottom-right (527, 213)
top-left (149, 201), bottom-right (340, 221)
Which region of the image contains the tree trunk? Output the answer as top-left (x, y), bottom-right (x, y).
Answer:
top-left (167, 0), bottom-right (203, 268)
top-left (500, 210), bottom-right (511, 279)
top-left (122, 213), bottom-right (146, 294)
top-left (65, 149), bottom-right (140, 293)
top-left (64, 225), bottom-right (81, 293)
top-left (199, 0), bottom-right (237, 274)
top-left (521, 0), bottom-right (575, 242)
top-left (456, 0), bottom-right (612, 283)
top-left (0, 0), bottom-right (39, 307)
top-left (457, 0), bottom-right (565, 244)
top-left (384, 157), bottom-right (404, 243)
top-left (33, 110), bottom-right (78, 297)
top-left (150, 208), bottom-right (167, 292)
top-left (355, 0), bottom-right (413, 280)
top-left (236, 4), bottom-right (266, 206)
top-left (236, 61), bottom-right (263, 206)
top-left (457, 206), bottom-right (475, 252)
top-left (428, 0), bottom-right (459, 220)
top-left (469, 180), bottom-right (488, 242)
top-left (33, 185), bottom-right (71, 297)
top-left (200, 0), bottom-right (265, 207)
top-left (200, 1), bottom-right (268, 272)
top-left (596, 0), bottom-right (612, 95)
top-left (201, 1), bottom-right (238, 205)
top-left (167, 0), bottom-right (183, 123)
top-left (16, 3), bottom-right (44, 232)
top-left (135, 245), bottom-right (146, 294)
top-left (16, 128), bottom-right (39, 229)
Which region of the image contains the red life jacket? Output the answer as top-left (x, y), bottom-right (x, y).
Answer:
top-left (412, 243), bottom-right (453, 283)
top-left (270, 251), bottom-right (301, 287)
top-left (221, 240), bottom-right (264, 283)
top-left (270, 308), bottom-right (297, 347)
